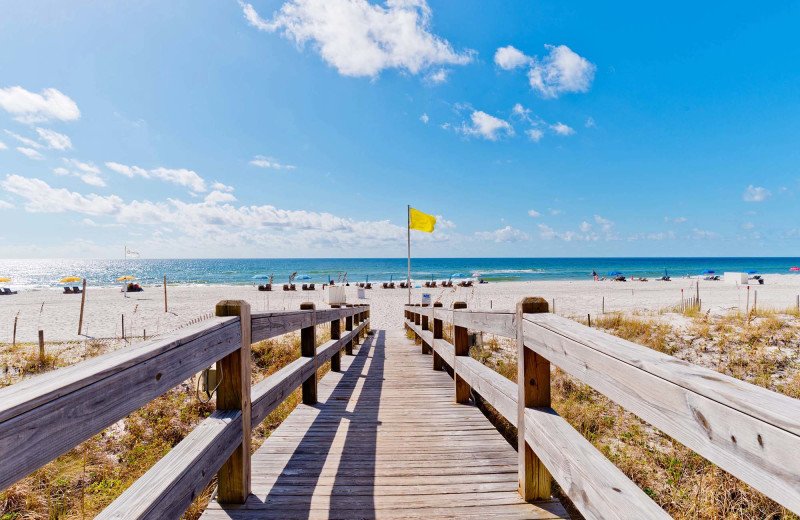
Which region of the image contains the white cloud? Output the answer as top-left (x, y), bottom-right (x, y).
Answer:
top-left (5, 129), bottom-right (43, 148)
top-left (426, 69), bottom-right (448, 84)
top-left (0, 140), bottom-right (6, 150)
top-left (0, 200), bottom-right (14, 209)
top-left (525, 129), bottom-right (544, 142)
top-left (579, 221), bottom-right (592, 233)
top-left (434, 215), bottom-right (456, 229)
top-left (36, 128), bottom-right (72, 150)
top-left (457, 110), bottom-right (514, 141)
top-left (628, 231), bottom-right (676, 241)
top-left (475, 225), bottom-right (530, 243)
top-left (511, 103), bottom-right (531, 120)
top-left (64, 158), bottom-right (100, 174)
top-left (528, 45), bottom-right (596, 98)
top-left (692, 228), bottom-right (721, 240)
top-left (664, 216), bottom-right (687, 224)
top-left (17, 146), bottom-right (44, 160)
top-left (593, 214), bottom-right (614, 232)
top-left (105, 162), bottom-right (207, 192)
top-left (212, 181), bottom-right (235, 192)
top-left (743, 185), bottom-right (770, 202)
top-left (440, 122), bottom-right (450, 130)
top-left (53, 167), bottom-right (69, 176)
top-left (249, 155), bottom-right (296, 170)
top-left (548, 208), bottom-right (563, 215)
top-left (205, 190), bottom-right (238, 204)
top-left (240, 0), bottom-right (474, 79)
top-left (0, 86), bottom-right (80, 124)
top-left (585, 117), bottom-right (595, 128)
top-left (528, 209), bottom-right (540, 217)
top-left (538, 223), bottom-right (596, 242)
top-left (78, 173), bottom-right (106, 187)
top-left (741, 222), bottom-right (755, 230)
top-left (3, 175), bottom-right (122, 215)
top-left (420, 113), bottom-right (429, 124)
top-left (494, 45), bottom-right (531, 70)
top-left (550, 122), bottom-right (575, 136)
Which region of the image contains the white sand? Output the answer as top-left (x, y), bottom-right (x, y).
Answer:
top-left (2, 276), bottom-right (800, 343)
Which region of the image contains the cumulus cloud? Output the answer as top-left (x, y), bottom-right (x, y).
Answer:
top-left (494, 45), bottom-right (531, 70)
top-left (212, 181), bottom-right (235, 192)
top-left (239, 0), bottom-right (474, 79)
top-left (664, 216), bottom-right (687, 224)
top-left (550, 122), bottom-right (575, 136)
top-left (106, 162), bottom-right (208, 192)
top-left (528, 209), bottom-right (540, 217)
top-left (64, 158), bottom-right (100, 174)
top-left (17, 146), bottom-right (44, 160)
top-left (692, 228), bottom-right (721, 240)
top-left (3, 175), bottom-right (122, 214)
top-left (743, 185), bottom-right (770, 202)
top-left (741, 222), bottom-right (755, 230)
top-left (0, 140), bottom-right (6, 150)
top-left (457, 110), bottom-right (513, 141)
top-left (420, 113), bottom-right (429, 124)
top-left (475, 225), bottom-right (530, 243)
top-left (5, 129), bottom-right (43, 148)
top-left (426, 69), bottom-right (448, 84)
top-left (205, 190), bottom-right (238, 204)
top-left (434, 215), bottom-right (456, 229)
top-left (579, 221), bottom-right (592, 232)
top-left (0, 86), bottom-right (80, 123)
top-left (36, 128), bottom-right (72, 150)
top-left (0, 200), bottom-right (14, 209)
top-left (585, 117), bottom-right (595, 128)
top-left (528, 45), bottom-right (596, 98)
top-left (249, 155), bottom-right (296, 170)
top-left (593, 214), bottom-right (614, 232)
top-left (538, 223), bottom-right (596, 242)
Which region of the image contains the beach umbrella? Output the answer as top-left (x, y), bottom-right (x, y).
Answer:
top-left (60, 276), bottom-right (82, 283)
top-left (0, 277), bottom-right (10, 283)
top-left (451, 273), bottom-right (465, 278)
top-left (791, 267), bottom-right (800, 272)
top-left (252, 274), bottom-right (269, 279)
top-left (747, 270), bottom-right (758, 274)
top-left (608, 271), bottom-right (622, 276)
top-left (389, 274), bottom-right (393, 282)
top-left (701, 270), bottom-right (715, 275)
top-left (117, 275), bottom-right (136, 281)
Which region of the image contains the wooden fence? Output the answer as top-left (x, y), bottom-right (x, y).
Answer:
top-left (404, 300), bottom-right (800, 520)
top-left (0, 301), bottom-right (370, 519)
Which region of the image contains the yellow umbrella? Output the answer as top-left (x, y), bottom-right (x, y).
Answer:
top-left (117, 276), bottom-right (136, 281)
top-left (0, 277), bottom-right (10, 283)
top-left (61, 276), bottom-right (82, 283)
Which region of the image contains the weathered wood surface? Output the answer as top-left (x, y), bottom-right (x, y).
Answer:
top-left (0, 318), bottom-right (242, 491)
top-left (202, 328), bottom-right (569, 520)
top-left (97, 410), bottom-right (242, 520)
top-left (251, 306), bottom-right (366, 344)
top-left (406, 305), bottom-right (516, 339)
top-left (0, 316), bottom-right (239, 423)
top-left (523, 313), bottom-right (800, 514)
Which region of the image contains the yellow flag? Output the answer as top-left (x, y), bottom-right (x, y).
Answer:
top-left (409, 207), bottom-right (436, 233)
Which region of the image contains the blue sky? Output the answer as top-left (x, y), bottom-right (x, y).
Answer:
top-left (0, 0), bottom-right (798, 258)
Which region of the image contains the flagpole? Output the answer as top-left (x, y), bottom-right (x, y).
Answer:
top-left (407, 205), bottom-right (411, 305)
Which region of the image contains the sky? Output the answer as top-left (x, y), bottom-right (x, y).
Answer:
top-left (0, 0), bottom-right (798, 259)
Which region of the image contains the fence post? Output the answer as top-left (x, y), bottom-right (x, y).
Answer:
top-left (432, 302), bottom-right (443, 370)
top-left (365, 305), bottom-right (370, 334)
top-left (345, 304), bottom-right (354, 355)
top-left (214, 300), bottom-right (252, 503)
top-left (421, 303), bottom-right (431, 354)
top-left (517, 297), bottom-right (551, 502)
top-left (414, 304), bottom-right (422, 345)
top-left (330, 303), bottom-right (341, 372)
top-left (353, 306), bottom-right (361, 346)
top-left (453, 302), bottom-right (470, 403)
top-left (300, 302), bottom-right (317, 404)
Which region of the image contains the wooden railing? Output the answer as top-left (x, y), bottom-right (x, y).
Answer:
top-left (404, 300), bottom-right (800, 520)
top-left (0, 301), bottom-right (370, 519)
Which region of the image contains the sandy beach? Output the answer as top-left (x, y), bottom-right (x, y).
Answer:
top-left (2, 275), bottom-right (800, 343)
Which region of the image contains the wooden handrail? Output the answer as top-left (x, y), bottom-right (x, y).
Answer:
top-left (403, 302), bottom-right (800, 518)
top-left (0, 302), bottom-right (369, 520)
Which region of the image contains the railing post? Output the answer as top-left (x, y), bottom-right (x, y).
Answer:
top-left (453, 301), bottom-right (470, 403)
top-left (432, 302), bottom-right (443, 370)
top-left (420, 303), bottom-right (430, 354)
top-left (414, 304), bottom-right (421, 345)
top-left (353, 306), bottom-right (361, 346)
top-left (365, 305), bottom-right (370, 334)
top-left (300, 302), bottom-right (317, 405)
top-left (345, 304), bottom-right (354, 355)
top-left (330, 303), bottom-right (341, 372)
top-left (517, 297), bottom-right (551, 501)
top-left (214, 300), bottom-right (252, 503)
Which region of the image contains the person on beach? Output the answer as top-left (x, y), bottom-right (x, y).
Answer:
top-left (592, 270), bottom-right (599, 281)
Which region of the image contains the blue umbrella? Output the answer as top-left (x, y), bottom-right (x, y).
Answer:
top-left (451, 273), bottom-right (465, 278)
top-left (296, 275), bottom-right (311, 280)
top-left (747, 270), bottom-right (757, 274)
top-left (701, 270), bottom-right (715, 275)
top-left (608, 271), bottom-right (622, 276)
top-left (252, 274), bottom-right (269, 279)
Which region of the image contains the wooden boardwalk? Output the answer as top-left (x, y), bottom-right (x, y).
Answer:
top-left (201, 328), bottom-right (569, 520)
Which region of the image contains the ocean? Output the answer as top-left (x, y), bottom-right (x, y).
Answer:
top-left (1, 258), bottom-right (800, 289)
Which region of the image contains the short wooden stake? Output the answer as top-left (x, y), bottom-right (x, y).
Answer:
top-left (587, 313), bottom-right (591, 327)
top-left (754, 290), bottom-right (758, 312)
top-left (300, 302), bottom-right (317, 404)
top-left (330, 304), bottom-right (341, 372)
top-left (517, 297), bottom-right (551, 501)
top-left (12, 314), bottom-right (18, 347)
top-left (163, 275), bottom-right (168, 313)
top-left (421, 303), bottom-right (430, 354)
top-left (214, 300), bottom-right (252, 503)
top-left (78, 279), bottom-right (87, 335)
top-left (453, 302), bottom-right (470, 403)
top-left (602, 296), bottom-right (605, 314)
top-left (432, 302), bottom-right (443, 370)
top-left (345, 304), bottom-right (354, 355)
top-left (38, 330), bottom-right (44, 364)
top-left (121, 315), bottom-right (125, 340)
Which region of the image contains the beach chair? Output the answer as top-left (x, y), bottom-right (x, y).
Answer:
top-left (283, 284), bottom-right (290, 291)
top-left (430, 281), bottom-right (437, 288)
top-left (309, 283), bottom-right (315, 290)
top-left (258, 285), bottom-right (265, 291)
top-left (358, 283), bottom-right (365, 288)
top-left (389, 282), bottom-right (395, 289)
top-left (365, 283), bottom-right (372, 289)
top-left (301, 284), bottom-right (308, 291)
top-left (73, 286), bottom-right (82, 293)
top-left (63, 287), bottom-right (73, 294)
top-left (3, 288), bottom-right (18, 295)
top-left (382, 282), bottom-right (388, 289)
